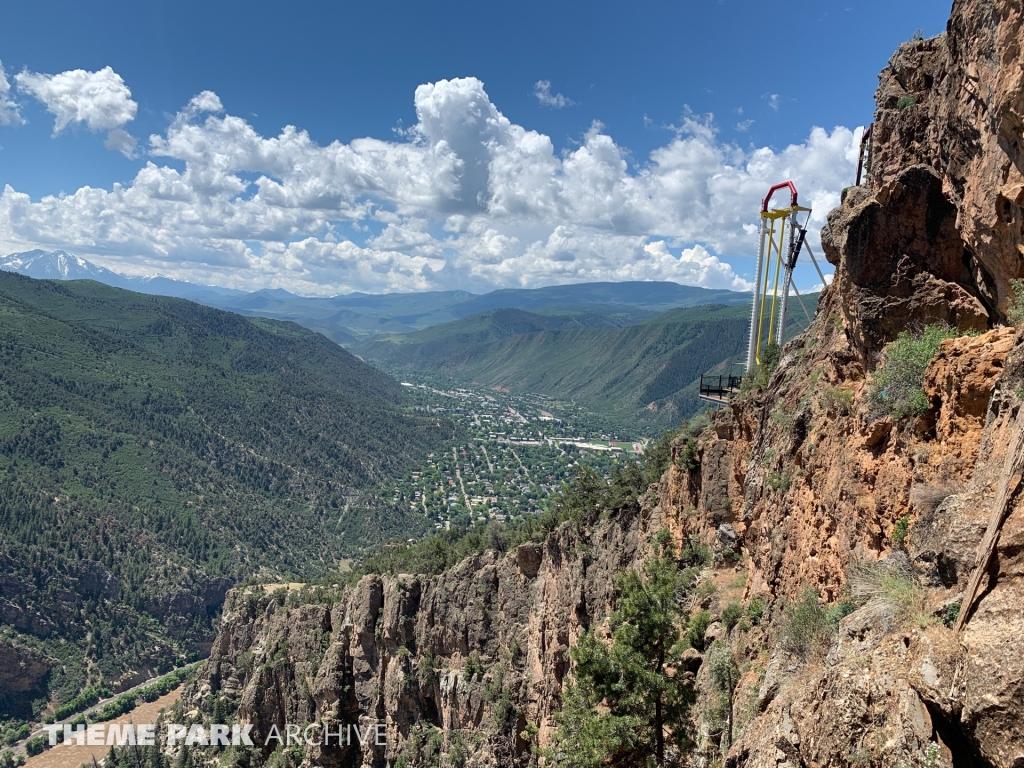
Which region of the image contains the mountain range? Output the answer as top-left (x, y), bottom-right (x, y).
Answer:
top-left (0, 249), bottom-right (807, 433)
top-left (0, 250), bottom-right (247, 302)
top-left (0, 250), bottom-right (753, 344)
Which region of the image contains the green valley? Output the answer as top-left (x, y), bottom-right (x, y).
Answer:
top-left (354, 297), bottom-right (818, 433)
top-left (0, 273), bottom-right (446, 726)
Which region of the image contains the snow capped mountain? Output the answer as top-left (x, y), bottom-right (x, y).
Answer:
top-left (0, 249), bottom-right (131, 286)
top-left (0, 250), bottom-right (246, 299)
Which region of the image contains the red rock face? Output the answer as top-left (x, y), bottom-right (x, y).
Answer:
top-left (654, 3), bottom-right (1024, 762)
top-left (870, 1), bottom-right (1024, 316)
top-left (821, 170), bottom-right (989, 364)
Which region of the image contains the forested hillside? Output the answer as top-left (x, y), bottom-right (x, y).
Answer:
top-left (355, 306), bottom-right (641, 357)
top-left (355, 299), bottom-right (818, 431)
top-left (0, 273), bottom-right (444, 723)
top-left (194, 279), bottom-right (750, 341)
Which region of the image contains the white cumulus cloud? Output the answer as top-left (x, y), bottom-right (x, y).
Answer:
top-left (16, 66), bottom-right (137, 132)
top-left (15, 65), bottom-right (138, 155)
top-left (0, 76), bottom-right (861, 295)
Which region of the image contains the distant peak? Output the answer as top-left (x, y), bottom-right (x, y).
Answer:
top-left (0, 249), bottom-right (243, 299)
top-left (257, 288), bottom-right (299, 298)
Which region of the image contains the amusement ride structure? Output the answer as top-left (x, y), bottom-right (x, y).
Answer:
top-left (699, 180), bottom-right (827, 404)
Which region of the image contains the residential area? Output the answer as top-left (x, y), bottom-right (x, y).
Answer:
top-left (392, 380), bottom-right (645, 527)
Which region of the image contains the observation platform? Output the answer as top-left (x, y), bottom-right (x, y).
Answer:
top-left (698, 374), bottom-right (742, 405)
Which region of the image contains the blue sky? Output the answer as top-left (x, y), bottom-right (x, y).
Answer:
top-left (0, 0), bottom-right (951, 295)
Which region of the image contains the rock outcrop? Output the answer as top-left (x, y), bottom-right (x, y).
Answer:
top-left (187, 506), bottom-right (661, 767)
top-left (870, 1), bottom-right (1024, 316)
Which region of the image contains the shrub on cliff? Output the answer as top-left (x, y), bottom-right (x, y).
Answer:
top-left (721, 600), bottom-right (744, 632)
top-left (705, 642), bottom-right (740, 753)
top-left (641, 410), bottom-right (712, 484)
top-left (741, 341), bottom-right (780, 392)
top-left (780, 588), bottom-right (832, 658)
top-left (868, 324), bottom-right (958, 419)
top-left (685, 609), bottom-right (712, 652)
top-left (545, 465), bottom-right (608, 530)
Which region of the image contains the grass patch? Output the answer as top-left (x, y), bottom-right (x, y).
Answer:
top-left (849, 557), bottom-right (923, 629)
top-left (1008, 278), bottom-right (1024, 325)
top-left (819, 386), bottom-right (853, 415)
top-left (911, 483), bottom-right (954, 515)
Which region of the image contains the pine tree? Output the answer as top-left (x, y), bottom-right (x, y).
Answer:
top-left (706, 641), bottom-right (739, 753)
top-left (549, 549), bottom-right (698, 767)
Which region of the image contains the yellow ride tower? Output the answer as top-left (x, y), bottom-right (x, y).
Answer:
top-left (744, 181), bottom-right (826, 372)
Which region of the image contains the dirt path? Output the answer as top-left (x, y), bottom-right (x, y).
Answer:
top-left (24, 687), bottom-right (182, 768)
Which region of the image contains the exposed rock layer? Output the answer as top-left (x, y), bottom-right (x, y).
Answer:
top-left (191, 507), bottom-right (659, 767)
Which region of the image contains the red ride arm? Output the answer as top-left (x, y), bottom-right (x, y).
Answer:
top-left (762, 181), bottom-right (798, 211)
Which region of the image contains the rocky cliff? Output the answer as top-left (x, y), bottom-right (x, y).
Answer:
top-left (188, 504), bottom-right (663, 767)
top-left (178, 2), bottom-right (1024, 766)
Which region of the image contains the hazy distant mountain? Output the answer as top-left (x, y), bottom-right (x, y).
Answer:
top-left (1, 249), bottom-right (755, 345)
top-left (200, 282), bottom-right (754, 343)
top-left (0, 250), bottom-right (247, 301)
top-left (448, 281), bottom-right (751, 317)
top-left (130, 275), bottom-right (248, 300)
